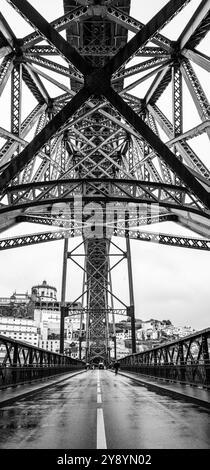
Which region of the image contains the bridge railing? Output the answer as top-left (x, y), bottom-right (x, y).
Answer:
top-left (119, 328), bottom-right (210, 387)
top-left (0, 334), bottom-right (85, 388)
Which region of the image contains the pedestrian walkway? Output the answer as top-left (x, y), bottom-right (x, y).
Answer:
top-left (118, 370), bottom-right (210, 408)
top-left (0, 370), bottom-right (85, 407)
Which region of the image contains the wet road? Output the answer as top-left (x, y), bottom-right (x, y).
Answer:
top-left (0, 370), bottom-right (209, 449)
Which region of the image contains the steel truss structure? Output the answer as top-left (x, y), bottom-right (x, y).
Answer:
top-left (0, 0), bottom-right (210, 362)
top-left (0, 333), bottom-right (84, 388)
top-left (120, 328), bottom-right (210, 387)
top-left (1, 226), bottom-right (210, 251)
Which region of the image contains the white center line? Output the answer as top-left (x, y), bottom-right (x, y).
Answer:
top-left (97, 408), bottom-right (107, 449)
top-left (97, 393), bottom-right (102, 404)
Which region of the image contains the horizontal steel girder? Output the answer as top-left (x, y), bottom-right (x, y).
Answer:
top-left (0, 179), bottom-right (206, 218)
top-left (1, 227), bottom-right (210, 251)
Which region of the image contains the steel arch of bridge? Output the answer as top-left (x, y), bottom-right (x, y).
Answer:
top-left (0, 0), bottom-right (210, 362)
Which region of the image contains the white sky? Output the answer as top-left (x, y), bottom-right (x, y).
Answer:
top-left (0, 0), bottom-right (210, 330)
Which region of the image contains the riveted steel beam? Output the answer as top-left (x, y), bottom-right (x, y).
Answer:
top-left (178, 0), bottom-right (210, 50)
top-left (104, 0), bottom-right (192, 76)
top-left (105, 5), bottom-right (173, 52)
top-left (0, 87), bottom-right (90, 191)
top-left (22, 4), bottom-right (90, 49)
top-left (0, 12), bottom-right (16, 47)
top-left (181, 60), bottom-right (210, 139)
top-left (182, 49), bottom-right (210, 73)
top-left (7, 0), bottom-right (92, 75)
top-left (103, 87), bottom-right (210, 210)
top-left (1, 227), bottom-right (210, 251)
top-left (0, 55), bottom-right (14, 97)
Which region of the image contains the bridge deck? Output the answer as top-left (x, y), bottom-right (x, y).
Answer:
top-left (0, 370), bottom-right (209, 449)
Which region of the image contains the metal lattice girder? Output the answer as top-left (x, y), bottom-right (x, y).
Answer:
top-left (22, 64), bottom-right (49, 103)
top-left (24, 54), bottom-right (84, 83)
top-left (105, 4), bottom-right (173, 52)
top-left (145, 66), bottom-right (172, 105)
top-left (147, 112), bottom-right (173, 185)
top-left (25, 63), bottom-right (71, 95)
top-left (178, 0), bottom-right (210, 50)
top-left (11, 63), bottom-right (22, 137)
top-left (21, 112), bottom-right (47, 184)
top-left (148, 104), bottom-right (210, 181)
top-left (0, 55), bottom-right (14, 97)
top-left (0, 103), bottom-right (47, 166)
top-left (172, 64), bottom-right (183, 191)
top-left (112, 57), bottom-right (170, 82)
top-left (7, 0), bottom-right (92, 75)
top-left (1, 226), bottom-right (210, 251)
top-left (0, 12), bottom-right (15, 48)
top-left (22, 4), bottom-right (90, 49)
top-left (0, 87), bottom-right (91, 190)
top-left (17, 212), bottom-right (178, 228)
top-left (85, 238), bottom-right (110, 362)
top-left (102, 87), bottom-right (210, 210)
top-left (172, 65), bottom-right (183, 137)
top-left (181, 60), bottom-right (210, 138)
top-left (103, 0), bottom-right (192, 76)
top-left (185, 10), bottom-right (210, 50)
top-left (26, 44), bottom-right (121, 57)
top-left (182, 49), bottom-right (210, 73)
top-left (122, 61), bottom-right (172, 96)
top-left (167, 121), bottom-right (210, 144)
top-left (1, 179), bottom-right (202, 213)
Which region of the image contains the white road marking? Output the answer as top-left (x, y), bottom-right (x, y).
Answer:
top-left (97, 369), bottom-right (101, 394)
top-left (97, 393), bottom-right (102, 404)
top-left (97, 408), bottom-right (107, 449)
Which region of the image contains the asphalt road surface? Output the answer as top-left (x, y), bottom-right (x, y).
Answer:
top-left (0, 370), bottom-right (209, 449)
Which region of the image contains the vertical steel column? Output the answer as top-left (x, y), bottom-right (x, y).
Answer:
top-left (11, 63), bottom-right (22, 185)
top-left (60, 237), bottom-right (69, 354)
top-left (126, 237), bottom-right (136, 354)
top-left (109, 264), bottom-right (117, 360)
top-left (178, 342), bottom-right (185, 382)
top-left (79, 266), bottom-right (86, 360)
top-left (85, 238), bottom-right (110, 363)
top-left (172, 65), bottom-right (183, 137)
top-left (202, 334), bottom-right (210, 385)
top-left (28, 347), bottom-right (33, 381)
top-left (12, 343), bottom-right (18, 384)
top-left (11, 63), bottom-right (22, 137)
top-left (172, 64), bottom-right (183, 193)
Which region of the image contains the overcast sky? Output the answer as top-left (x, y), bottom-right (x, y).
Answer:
top-left (0, 0), bottom-right (210, 330)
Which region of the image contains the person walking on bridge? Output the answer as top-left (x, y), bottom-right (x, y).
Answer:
top-left (114, 361), bottom-right (120, 375)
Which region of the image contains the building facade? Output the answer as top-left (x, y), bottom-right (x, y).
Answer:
top-left (0, 316), bottom-right (39, 347)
